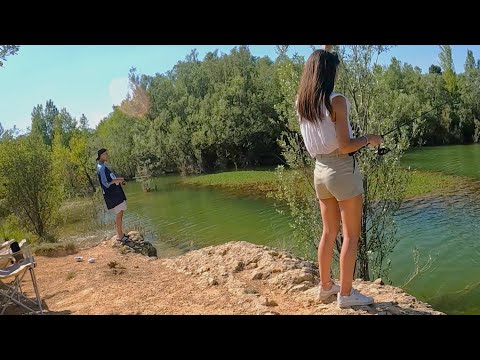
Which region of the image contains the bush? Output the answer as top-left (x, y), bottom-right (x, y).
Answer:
top-left (0, 214), bottom-right (33, 243)
top-left (0, 134), bottom-right (62, 241)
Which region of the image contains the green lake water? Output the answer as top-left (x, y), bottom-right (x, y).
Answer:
top-left (102, 144), bottom-right (480, 314)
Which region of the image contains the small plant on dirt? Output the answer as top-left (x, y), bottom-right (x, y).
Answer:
top-left (65, 271), bottom-right (76, 281)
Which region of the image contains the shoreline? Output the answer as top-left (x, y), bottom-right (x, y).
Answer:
top-left (180, 168), bottom-right (475, 200)
top-left (10, 237), bottom-right (443, 315)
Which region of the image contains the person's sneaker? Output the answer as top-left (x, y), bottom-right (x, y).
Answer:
top-left (116, 234), bottom-right (129, 244)
top-left (337, 288), bottom-right (374, 308)
top-left (317, 281), bottom-right (340, 301)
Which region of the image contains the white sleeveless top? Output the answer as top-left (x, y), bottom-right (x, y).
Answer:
top-left (298, 92), bottom-right (353, 157)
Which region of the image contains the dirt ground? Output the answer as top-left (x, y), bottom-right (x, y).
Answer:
top-left (3, 240), bottom-right (443, 315)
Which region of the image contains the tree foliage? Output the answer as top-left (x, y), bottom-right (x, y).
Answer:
top-left (0, 45), bottom-right (20, 68)
top-left (0, 134), bottom-right (61, 241)
top-left (2, 45), bottom-right (480, 252)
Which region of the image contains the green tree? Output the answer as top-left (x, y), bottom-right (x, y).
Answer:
top-left (31, 100), bottom-right (59, 146)
top-left (428, 65), bottom-right (442, 74)
top-left (0, 134), bottom-right (62, 241)
top-left (439, 45), bottom-right (457, 94)
top-left (464, 49), bottom-right (476, 72)
top-left (95, 107), bottom-right (137, 177)
top-left (0, 45), bottom-right (20, 68)
top-left (68, 129), bottom-right (97, 193)
top-left (79, 114), bottom-right (89, 131)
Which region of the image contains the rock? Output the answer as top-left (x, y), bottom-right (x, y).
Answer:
top-left (74, 256), bottom-right (83, 262)
top-left (127, 231), bottom-right (144, 242)
top-left (111, 233), bottom-right (157, 257)
top-left (199, 266), bottom-right (210, 273)
top-left (88, 258), bottom-right (96, 263)
top-left (263, 311), bottom-right (280, 315)
top-left (268, 270), bottom-right (314, 289)
top-left (234, 261), bottom-right (245, 273)
top-left (208, 277), bottom-right (218, 286)
top-left (292, 272), bottom-right (314, 285)
top-left (288, 282), bottom-right (313, 293)
top-left (139, 242), bottom-right (158, 257)
top-left (387, 306), bottom-right (404, 315)
top-left (304, 287), bottom-right (319, 297)
top-left (148, 241), bottom-right (442, 315)
top-left (251, 271), bottom-right (264, 280)
top-left (374, 278), bottom-right (385, 285)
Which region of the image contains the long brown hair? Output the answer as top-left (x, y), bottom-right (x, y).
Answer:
top-left (297, 49), bottom-right (340, 122)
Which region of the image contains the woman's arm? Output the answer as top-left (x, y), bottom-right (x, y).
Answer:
top-left (333, 96), bottom-right (383, 154)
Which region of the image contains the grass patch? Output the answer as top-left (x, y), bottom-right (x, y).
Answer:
top-left (57, 195), bottom-right (105, 238)
top-left (0, 214), bottom-right (34, 243)
top-left (182, 170), bottom-right (278, 196)
top-left (405, 170), bottom-right (462, 198)
top-left (182, 168), bottom-right (465, 199)
top-left (31, 241), bottom-right (77, 257)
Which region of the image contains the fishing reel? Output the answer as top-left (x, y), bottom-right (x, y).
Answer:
top-left (349, 145), bottom-right (391, 157)
top-left (377, 146), bottom-right (391, 156)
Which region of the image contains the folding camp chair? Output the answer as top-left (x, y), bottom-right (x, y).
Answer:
top-left (0, 240), bottom-right (43, 315)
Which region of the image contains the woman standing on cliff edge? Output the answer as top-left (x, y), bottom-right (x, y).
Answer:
top-left (296, 45), bottom-right (384, 308)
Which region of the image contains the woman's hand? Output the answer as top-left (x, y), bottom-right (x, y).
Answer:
top-left (366, 134), bottom-right (384, 147)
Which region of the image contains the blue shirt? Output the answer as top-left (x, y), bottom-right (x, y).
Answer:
top-left (96, 162), bottom-right (116, 189)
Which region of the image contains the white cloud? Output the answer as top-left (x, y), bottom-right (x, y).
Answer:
top-left (108, 77), bottom-right (129, 106)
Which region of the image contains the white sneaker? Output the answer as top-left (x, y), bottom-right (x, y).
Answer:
top-left (337, 288), bottom-right (374, 308)
top-left (317, 282), bottom-right (340, 301)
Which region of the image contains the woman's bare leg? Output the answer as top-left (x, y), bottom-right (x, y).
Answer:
top-left (318, 197), bottom-right (341, 289)
top-left (338, 194), bottom-right (363, 296)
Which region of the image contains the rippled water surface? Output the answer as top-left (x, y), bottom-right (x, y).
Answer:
top-left (100, 145), bottom-right (480, 314)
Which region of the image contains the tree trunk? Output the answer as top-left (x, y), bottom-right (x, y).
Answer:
top-left (83, 167), bottom-right (96, 192)
top-left (358, 177), bottom-right (370, 280)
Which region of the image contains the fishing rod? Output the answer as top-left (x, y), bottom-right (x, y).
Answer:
top-left (349, 99), bottom-right (459, 157)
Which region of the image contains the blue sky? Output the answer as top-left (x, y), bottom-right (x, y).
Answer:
top-left (1, 45), bottom-right (479, 132)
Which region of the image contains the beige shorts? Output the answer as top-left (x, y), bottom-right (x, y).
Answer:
top-left (111, 201), bottom-right (127, 214)
top-left (313, 150), bottom-right (364, 202)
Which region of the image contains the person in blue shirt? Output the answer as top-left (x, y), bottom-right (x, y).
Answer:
top-left (96, 148), bottom-right (129, 243)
